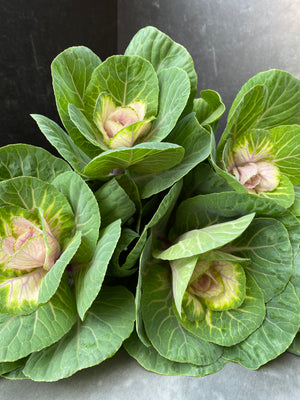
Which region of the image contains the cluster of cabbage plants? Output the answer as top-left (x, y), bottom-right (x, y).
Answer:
top-left (0, 26), bottom-right (299, 380)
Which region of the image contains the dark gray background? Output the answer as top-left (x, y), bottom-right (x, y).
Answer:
top-left (0, 0), bottom-right (117, 150)
top-left (118, 0), bottom-right (300, 138)
top-left (0, 1), bottom-right (300, 397)
top-left (1, 0), bottom-right (299, 147)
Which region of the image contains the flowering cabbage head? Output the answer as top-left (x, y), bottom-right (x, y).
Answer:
top-left (32, 27), bottom-right (198, 179)
top-left (0, 184), bottom-right (76, 315)
top-left (124, 190), bottom-right (300, 377)
top-left (215, 70), bottom-right (300, 208)
top-left (0, 145), bottom-right (93, 316)
top-left (0, 207), bottom-right (62, 314)
top-left (226, 130), bottom-right (280, 194)
top-left (182, 259), bottom-right (245, 320)
top-left (94, 94), bottom-right (153, 149)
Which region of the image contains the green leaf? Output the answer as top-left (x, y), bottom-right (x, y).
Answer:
top-left (146, 67), bottom-right (190, 142)
top-left (135, 182), bottom-right (183, 345)
top-left (170, 255), bottom-right (198, 317)
top-left (124, 331), bottom-right (227, 377)
top-left (115, 231), bottom-right (148, 282)
top-left (290, 246), bottom-right (300, 299)
top-left (51, 171), bottom-right (101, 263)
top-left (290, 186), bottom-right (300, 216)
top-left (22, 285), bottom-right (135, 381)
top-left (0, 144), bottom-right (71, 182)
top-left (135, 234), bottom-right (153, 347)
top-left (68, 103), bottom-right (105, 149)
top-left (84, 142), bottom-right (184, 179)
top-left (193, 90), bottom-right (225, 132)
top-left (181, 291), bottom-right (206, 321)
top-left (172, 191), bottom-right (292, 236)
top-left (84, 55), bottom-right (159, 120)
top-left (217, 84), bottom-right (267, 158)
top-left (227, 84), bottom-right (267, 137)
top-left (0, 275), bottom-right (77, 362)
top-left (223, 282), bottom-right (300, 369)
top-left (0, 358), bottom-right (27, 375)
top-left (180, 272), bottom-right (265, 346)
top-left (94, 178), bottom-right (136, 227)
top-left (196, 249), bottom-right (250, 264)
top-left (38, 231), bottom-right (82, 304)
top-left (141, 261), bottom-right (223, 365)
top-left (134, 113), bottom-right (211, 198)
top-left (229, 218), bottom-right (293, 302)
top-left (271, 125), bottom-right (300, 185)
top-left (108, 228), bottom-right (140, 277)
top-left (181, 162), bottom-right (232, 199)
top-left (258, 174), bottom-right (295, 209)
top-left (278, 211), bottom-right (300, 258)
top-left (51, 46), bottom-right (102, 158)
top-left (288, 331), bottom-right (300, 355)
top-left (74, 219), bottom-right (121, 320)
top-left (117, 174), bottom-right (142, 230)
top-left (1, 365), bottom-right (28, 380)
top-left (125, 26), bottom-right (198, 102)
top-left (228, 69), bottom-right (300, 129)
top-left (31, 114), bottom-right (91, 172)
top-left (154, 213), bottom-right (255, 260)
top-left (211, 158), bottom-right (249, 194)
top-left (147, 180), bottom-right (183, 231)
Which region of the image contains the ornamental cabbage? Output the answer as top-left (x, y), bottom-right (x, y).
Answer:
top-left (125, 190), bottom-right (300, 376)
top-left (0, 207), bottom-right (61, 314)
top-left (31, 26), bottom-right (199, 180)
top-left (0, 144), bottom-right (135, 381)
top-left (215, 70), bottom-right (300, 208)
top-left (94, 95), bottom-right (153, 149)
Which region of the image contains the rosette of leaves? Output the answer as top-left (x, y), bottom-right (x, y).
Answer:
top-left (124, 190), bottom-right (300, 376)
top-left (0, 144), bottom-right (135, 381)
top-left (288, 186), bottom-right (300, 355)
top-left (30, 26), bottom-right (212, 197)
top-left (212, 70), bottom-right (300, 209)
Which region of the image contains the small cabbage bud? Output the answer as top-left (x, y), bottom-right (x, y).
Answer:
top-left (94, 93), bottom-right (153, 149)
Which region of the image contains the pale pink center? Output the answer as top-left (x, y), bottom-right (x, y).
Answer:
top-left (233, 161), bottom-right (279, 193)
top-left (109, 108), bottom-right (139, 126)
top-left (2, 237), bottom-right (15, 256)
top-left (104, 108), bottom-right (140, 138)
top-left (0, 216), bottom-right (60, 271)
top-left (14, 227), bottom-right (38, 251)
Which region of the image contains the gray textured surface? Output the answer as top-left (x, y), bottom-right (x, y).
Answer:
top-left (1, 349), bottom-right (300, 399)
top-left (118, 0), bottom-right (300, 138)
